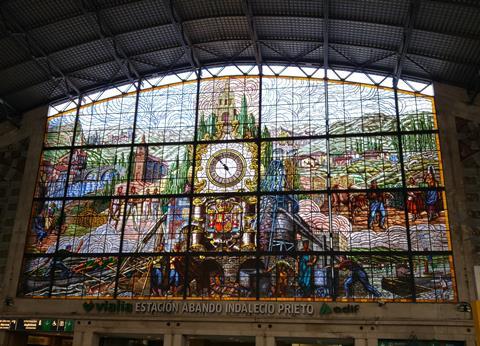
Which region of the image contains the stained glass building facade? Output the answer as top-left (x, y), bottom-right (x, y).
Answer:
top-left (19, 66), bottom-right (455, 302)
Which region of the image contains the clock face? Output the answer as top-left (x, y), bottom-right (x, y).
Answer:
top-left (206, 149), bottom-right (246, 188)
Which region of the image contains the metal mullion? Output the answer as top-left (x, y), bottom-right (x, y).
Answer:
top-left (394, 87), bottom-right (417, 301)
top-left (113, 82), bottom-right (141, 298)
top-left (47, 98), bottom-right (82, 297)
top-left (192, 186), bottom-right (445, 196)
top-left (24, 249), bottom-right (452, 260)
top-left (255, 67), bottom-right (263, 300)
top-left (183, 70), bottom-right (201, 299)
top-left (43, 119), bottom-right (440, 152)
top-left (197, 137), bottom-right (258, 146)
top-left (259, 129), bottom-right (438, 143)
top-left (51, 140), bottom-right (198, 151)
top-left (324, 76), bottom-right (336, 300)
top-left (33, 185), bottom-right (448, 204)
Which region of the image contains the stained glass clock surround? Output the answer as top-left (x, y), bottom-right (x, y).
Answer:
top-left (206, 149), bottom-right (247, 188)
top-left (20, 66), bottom-right (455, 303)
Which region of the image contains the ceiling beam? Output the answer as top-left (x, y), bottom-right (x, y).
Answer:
top-left (8, 55), bottom-right (462, 116)
top-left (259, 41), bottom-right (297, 65)
top-left (3, 0), bottom-right (477, 39)
top-left (80, 0), bottom-right (140, 84)
top-left (1, 13), bottom-right (478, 75)
top-left (0, 34), bottom-right (474, 78)
top-left (2, 34), bottom-right (475, 100)
top-left (3, 36), bottom-right (472, 101)
top-left (257, 37), bottom-right (460, 65)
top-left (241, 0), bottom-right (262, 66)
top-left (195, 41), bottom-right (253, 67)
top-left (0, 9), bottom-right (80, 102)
top-left (393, 0), bottom-right (421, 87)
top-left (329, 45), bottom-right (397, 81)
top-left (323, 0), bottom-right (329, 73)
top-left (424, 0), bottom-right (480, 10)
top-left (160, 0), bottom-right (201, 71)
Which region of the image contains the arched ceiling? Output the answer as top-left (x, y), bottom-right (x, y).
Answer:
top-left (0, 0), bottom-right (479, 124)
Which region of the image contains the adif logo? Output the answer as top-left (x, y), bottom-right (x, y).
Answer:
top-left (319, 303), bottom-right (333, 315)
top-left (319, 303), bottom-right (359, 315)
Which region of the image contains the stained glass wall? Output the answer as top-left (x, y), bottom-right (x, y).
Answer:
top-left (19, 66), bottom-right (455, 302)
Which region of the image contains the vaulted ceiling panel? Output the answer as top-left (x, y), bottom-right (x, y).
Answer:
top-left (195, 40), bottom-right (254, 62)
top-left (4, 80), bottom-right (60, 110)
top-left (329, 20), bottom-right (402, 51)
top-left (0, 37), bottom-right (31, 69)
top-left (2, 0), bottom-right (81, 30)
top-left (0, 60), bottom-right (50, 96)
top-left (256, 17), bottom-right (323, 42)
top-left (251, 0), bottom-right (324, 17)
top-left (183, 17), bottom-right (249, 43)
top-left (48, 40), bottom-right (113, 72)
top-left (116, 25), bottom-right (179, 56)
top-left (0, 0), bottom-right (478, 122)
top-left (131, 47), bottom-right (190, 70)
top-left (175, 0), bottom-right (243, 20)
top-left (28, 16), bottom-right (98, 54)
top-left (330, 0), bottom-right (409, 26)
top-left (415, 1), bottom-right (480, 39)
top-left (409, 30), bottom-right (480, 66)
top-left (100, 0), bottom-right (171, 34)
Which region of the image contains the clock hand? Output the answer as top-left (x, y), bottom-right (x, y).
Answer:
top-left (221, 161), bottom-right (230, 171)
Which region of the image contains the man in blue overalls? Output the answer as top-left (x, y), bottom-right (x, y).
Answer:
top-left (367, 180), bottom-right (386, 230)
top-left (337, 256), bottom-right (381, 298)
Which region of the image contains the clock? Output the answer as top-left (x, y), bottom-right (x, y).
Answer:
top-left (206, 149), bottom-right (247, 188)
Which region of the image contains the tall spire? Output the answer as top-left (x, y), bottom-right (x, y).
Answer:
top-left (218, 80), bottom-right (232, 105)
top-left (216, 80), bottom-right (236, 125)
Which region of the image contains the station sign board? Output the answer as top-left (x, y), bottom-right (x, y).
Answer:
top-left (0, 319), bottom-right (74, 332)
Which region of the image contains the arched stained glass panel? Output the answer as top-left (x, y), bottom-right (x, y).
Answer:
top-left (20, 67), bottom-right (454, 302)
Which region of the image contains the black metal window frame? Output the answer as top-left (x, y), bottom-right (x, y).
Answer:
top-left (20, 64), bottom-right (453, 302)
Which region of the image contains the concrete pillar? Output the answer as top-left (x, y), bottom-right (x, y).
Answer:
top-left (163, 333), bottom-right (173, 346)
top-left (172, 334), bottom-right (187, 346)
top-left (1, 105), bottom-right (47, 299)
top-left (472, 300), bottom-right (480, 346)
top-left (265, 336), bottom-right (276, 346)
top-left (72, 330), bottom-right (99, 346)
top-left (255, 335), bottom-right (266, 346)
top-left (0, 331), bottom-right (8, 346)
top-left (434, 82), bottom-right (480, 303)
top-left (255, 335), bottom-right (275, 346)
top-left (465, 336), bottom-right (476, 346)
top-left (355, 338), bottom-right (367, 346)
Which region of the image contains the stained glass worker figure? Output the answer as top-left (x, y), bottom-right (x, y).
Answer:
top-left (143, 188), bottom-right (152, 219)
top-left (109, 186), bottom-right (124, 228)
top-left (297, 240), bottom-right (317, 297)
top-left (367, 180), bottom-right (386, 230)
top-left (151, 188), bottom-right (160, 222)
top-left (126, 186), bottom-right (139, 226)
top-left (336, 256), bottom-right (381, 298)
top-left (33, 214), bottom-right (48, 246)
top-left (424, 167), bottom-right (440, 221)
top-left (407, 178), bottom-right (423, 221)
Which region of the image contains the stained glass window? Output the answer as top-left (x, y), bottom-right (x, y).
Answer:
top-left (20, 67), bottom-right (455, 302)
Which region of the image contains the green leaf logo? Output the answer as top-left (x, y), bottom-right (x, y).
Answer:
top-left (83, 301), bottom-right (94, 312)
top-left (319, 303), bottom-right (332, 315)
